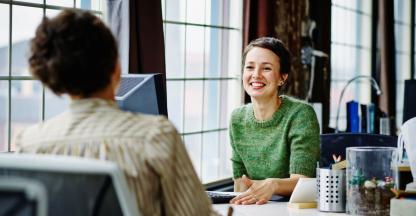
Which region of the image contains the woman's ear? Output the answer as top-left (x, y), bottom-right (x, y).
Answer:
top-left (112, 60), bottom-right (121, 92)
top-left (282, 73), bottom-right (288, 83)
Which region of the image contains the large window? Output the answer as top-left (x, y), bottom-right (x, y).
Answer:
top-left (394, 0), bottom-right (412, 127)
top-left (162, 0), bottom-right (243, 183)
top-left (330, 0), bottom-right (373, 131)
top-left (0, 1), bottom-right (105, 152)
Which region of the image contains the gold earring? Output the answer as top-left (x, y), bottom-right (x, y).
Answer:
top-left (279, 81), bottom-right (284, 86)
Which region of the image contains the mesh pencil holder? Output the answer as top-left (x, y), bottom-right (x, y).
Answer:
top-left (316, 168), bottom-right (346, 212)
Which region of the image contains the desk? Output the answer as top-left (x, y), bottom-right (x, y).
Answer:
top-left (213, 202), bottom-right (347, 216)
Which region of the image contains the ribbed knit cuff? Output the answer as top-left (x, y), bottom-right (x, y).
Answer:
top-left (289, 156), bottom-right (317, 177)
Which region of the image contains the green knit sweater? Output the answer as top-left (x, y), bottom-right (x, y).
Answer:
top-left (229, 95), bottom-right (320, 180)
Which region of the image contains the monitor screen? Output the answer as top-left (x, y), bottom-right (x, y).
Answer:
top-left (403, 79), bottom-right (416, 123)
top-left (115, 73), bottom-right (168, 116)
top-left (0, 177), bottom-right (46, 216)
top-left (0, 170), bottom-right (123, 216)
top-left (0, 155), bottom-right (138, 216)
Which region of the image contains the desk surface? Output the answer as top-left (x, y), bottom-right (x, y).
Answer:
top-left (213, 202), bottom-right (347, 216)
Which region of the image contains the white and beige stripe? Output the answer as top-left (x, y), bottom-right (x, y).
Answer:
top-left (15, 98), bottom-right (219, 216)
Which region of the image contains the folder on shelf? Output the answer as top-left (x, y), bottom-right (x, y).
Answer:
top-left (346, 100), bottom-right (359, 133)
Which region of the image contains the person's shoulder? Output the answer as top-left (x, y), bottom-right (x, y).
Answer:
top-left (231, 104), bottom-right (251, 122)
top-left (121, 112), bottom-right (179, 139)
top-left (282, 95), bottom-right (315, 114)
top-left (15, 112), bottom-right (67, 148)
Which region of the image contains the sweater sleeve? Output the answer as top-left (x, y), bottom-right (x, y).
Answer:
top-left (229, 110), bottom-right (247, 179)
top-left (288, 105), bottom-right (320, 177)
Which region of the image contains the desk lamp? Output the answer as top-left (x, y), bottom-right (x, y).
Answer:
top-left (335, 75), bottom-right (382, 133)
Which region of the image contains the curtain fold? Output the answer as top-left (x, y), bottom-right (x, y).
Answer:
top-left (377, 0), bottom-right (396, 134)
top-left (243, 0), bottom-right (276, 103)
top-left (274, 0), bottom-right (307, 98)
top-left (243, 0), bottom-right (306, 102)
top-left (106, 0), bottom-right (130, 75)
top-left (128, 0), bottom-right (166, 76)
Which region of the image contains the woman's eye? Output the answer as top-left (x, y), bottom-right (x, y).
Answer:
top-left (245, 66), bottom-right (254, 70)
top-left (264, 67), bottom-right (272, 71)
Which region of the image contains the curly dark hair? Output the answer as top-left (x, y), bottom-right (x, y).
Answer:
top-left (29, 9), bottom-right (118, 97)
top-left (242, 37), bottom-right (291, 75)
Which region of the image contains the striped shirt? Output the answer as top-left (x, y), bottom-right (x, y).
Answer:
top-left (15, 98), bottom-right (218, 216)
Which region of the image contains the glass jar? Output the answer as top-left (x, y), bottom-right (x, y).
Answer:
top-left (346, 147), bottom-right (397, 216)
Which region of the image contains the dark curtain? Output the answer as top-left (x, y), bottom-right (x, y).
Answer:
top-left (243, 0), bottom-right (276, 103)
top-left (377, 0), bottom-right (396, 134)
top-left (243, 0), bottom-right (275, 47)
top-left (274, 0), bottom-right (307, 98)
top-left (106, 0), bottom-right (167, 100)
top-left (243, 0), bottom-right (307, 103)
top-left (129, 0), bottom-right (166, 76)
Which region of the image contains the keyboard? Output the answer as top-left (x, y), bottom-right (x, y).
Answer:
top-left (206, 191), bottom-right (236, 204)
top-left (206, 191), bottom-right (290, 204)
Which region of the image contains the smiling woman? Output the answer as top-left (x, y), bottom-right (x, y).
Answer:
top-left (229, 37), bottom-right (320, 205)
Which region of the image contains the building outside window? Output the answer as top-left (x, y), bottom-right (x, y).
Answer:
top-left (330, 0), bottom-right (373, 131)
top-left (0, 0), bottom-right (105, 152)
top-left (394, 0), bottom-right (412, 127)
top-left (0, 0), bottom-right (243, 184)
top-left (162, 0), bottom-right (243, 183)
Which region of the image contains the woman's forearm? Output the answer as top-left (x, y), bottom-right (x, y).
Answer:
top-left (234, 178), bottom-right (248, 192)
top-left (269, 177), bottom-right (299, 196)
top-left (269, 174), bottom-right (306, 196)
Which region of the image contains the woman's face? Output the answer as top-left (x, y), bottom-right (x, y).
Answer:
top-left (243, 47), bottom-right (287, 100)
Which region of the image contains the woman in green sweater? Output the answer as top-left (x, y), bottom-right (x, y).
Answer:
top-left (229, 37), bottom-right (320, 205)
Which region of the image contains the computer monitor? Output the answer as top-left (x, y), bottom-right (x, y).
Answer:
top-left (116, 74), bottom-right (168, 116)
top-left (0, 154), bottom-right (140, 216)
top-left (0, 177), bottom-right (47, 216)
top-left (403, 79), bottom-right (416, 123)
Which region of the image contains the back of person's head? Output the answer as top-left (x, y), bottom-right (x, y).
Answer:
top-left (242, 37), bottom-right (291, 75)
top-left (29, 9), bottom-right (118, 97)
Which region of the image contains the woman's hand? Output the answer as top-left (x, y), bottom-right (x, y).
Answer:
top-left (230, 175), bottom-right (276, 205)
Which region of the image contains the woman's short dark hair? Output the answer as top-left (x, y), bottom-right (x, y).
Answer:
top-left (29, 9), bottom-right (118, 97)
top-left (242, 37), bottom-right (291, 75)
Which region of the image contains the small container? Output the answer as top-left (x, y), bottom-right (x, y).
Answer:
top-left (379, 117), bottom-right (390, 135)
top-left (316, 168), bottom-right (346, 212)
top-left (346, 147), bottom-right (397, 216)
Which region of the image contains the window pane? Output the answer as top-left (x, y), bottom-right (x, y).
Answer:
top-left (165, 0), bottom-right (186, 22)
top-left (166, 81), bottom-right (184, 132)
top-left (202, 131), bottom-right (219, 183)
top-left (187, 0), bottom-right (205, 24)
top-left (203, 81), bottom-right (219, 130)
top-left (218, 130), bottom-right (232, 178)
top-left (10, 80), bottom-right (42, 151)
top-left (394, 0), bottom-right (411, 23)
top-left (205, 28), bottom-right (222, 78)
top-left (396, 53), bottom-right (411, 81)
top-left (219, 80), bottom-right (236, 128)
top-left (11, 6), bottom-right (43, 76)
top-left (0, 81), bottom-right (9, 152)
top-left (44, 88), bottom-right (70, 120)
top-left (76, 0), bottom-right (103, 11)
top-left (164, 0), bottom-right (243, 182)
top-left (161, 0), bottom-right (166, 20)
top-left (47, 0), bottom-right (73, 7)
top-left (185, 26), bottom-right (204, 78)
top-left (395, 24), bottom-right (411, 53)
top-left (205, 0), bottom-right (220, 26)
top-left (227, 30), bottom-right (242, 77)
top-left (165, 24), bottom-right (185, 78)
top-left (184, 81), bottom-right (203, 132)
top-left (14, 0), bottom-right (43, 4)
top-left (0, 4), bottom-right (9, 76)
top-left (46, 9), bottom-right (61, 18)
top-left (184, 134), bottom-right (202, 178)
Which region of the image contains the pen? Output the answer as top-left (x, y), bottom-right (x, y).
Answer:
top-left (227, 206), bottom-right (233, 216)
